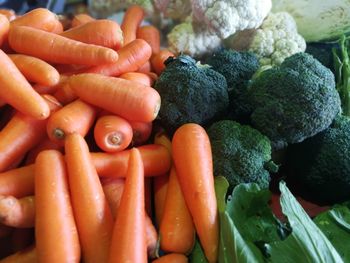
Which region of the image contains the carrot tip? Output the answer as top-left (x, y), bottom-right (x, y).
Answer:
top-left (53, 128), bottom-right (65, 140)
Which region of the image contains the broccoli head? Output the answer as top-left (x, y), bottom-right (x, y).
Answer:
top-left (248, 52), bottom-right (341, 150)
top-left (206, 49), bottom-right (260, 121)
top-left (287, 115), bottom-right (350, 204)
top-left (207, 120), bottom-right (278, 190)
top-left (154, 55), bottom-right (229, 134)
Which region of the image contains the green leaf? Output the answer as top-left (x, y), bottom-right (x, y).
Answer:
top-left (265, 181), bottom-right (344, 263)
top-left (189, 238), bottom-right (208, 263)
top-left (214, 176), bottom-right (229, 213)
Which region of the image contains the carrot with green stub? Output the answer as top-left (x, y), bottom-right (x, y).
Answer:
top-left (121, 5), bottom-right (145, 45)
top-left (65, 133), bottom-right (113, 263)
top-left (0, 14), bottom-right (9, 47)
top-left (68, 73), bottom-right (160, 122)
top-left (8, 26), bottom-right (119, 66)
top-left (172, 123), bottom-right (219, 263)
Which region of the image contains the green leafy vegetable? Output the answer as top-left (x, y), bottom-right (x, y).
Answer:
top-left (189, 238), bottom-right (208, 263)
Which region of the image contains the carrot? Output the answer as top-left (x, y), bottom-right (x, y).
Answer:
top-left (137, 60), bottom-right (152, 73)
top-left (152, 253), bottom-right (188, 263)
top-left (52, 76), bottom-right (77, 105)
top-left (160, 167), bottom-right (195, 254)
top-left (136, 25), bottom-right (161, 55)
top-left (151, 49), bottom-right (175, 75)
top-left (129, 121), bottom-right (153, 146)
top-left (0, 95), bottom-right (61, 172)
top-left (8, 26), bottom-right (119, 66)
top-left (8, 54), bottom-right (60, 87)
top-left (54, 64), bottom-right (90, 75)
top-left (92, 144), bottom-right (171, 177)
top-left (172, 123), bottom-right (219, 263)
top-left (145, 214), bottom-right (158, 259)
top-left (121, 5), bottom-right (145, 45)
top-left (10, 228), bottom-right (34, 253)
top-left (32, 84), bottom-right (58, 95)
top-left (108, 148), bottom-right (147, 263)
top-left (0, 195), bottom-right (35, 228)
top-left (0, 245), bottom-right (36, 263)
top-left (10, 8), bottom-right (62, 33)
top-left (0, 50), bottom-right (50, 120)
top-left (35, 150), bottom-right (80, 263)
top-left (60, 19), bottom-right (123, 50)
top-left (94, 115), bottom-right (133, 153)
top-left (85, 39), bottom-right (152, 76)
top-left (71, 13), bottom-right (95, 28)
top-left (120, 72), bottom-right (154, 86)
top-left (68, 73), bottom-right (160, 122)
top-left (46, 99), bottom-right (97, 144)
top-left (25, 137), bottom-right (62, 164)
top-left (0, 9), bottom-right (15, 21)
top-left (0, 14), bottom-right (9, 47)
top-left (0, 165), bottom-right (34, 198)
top-left (65, 133), bottom-right (113, 263)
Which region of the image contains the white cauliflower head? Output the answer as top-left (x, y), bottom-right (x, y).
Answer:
top-left (191, 0), bottom-right (272, 39)
top-left (153, 0), bottom-right (192, 20)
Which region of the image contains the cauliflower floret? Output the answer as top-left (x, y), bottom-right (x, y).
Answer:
top-left (191, 0), bottom-right (272, 39)
top-left (167, 18), bottom-right (222, 57)
top-left (153, 0), bottom-right (192, 20)
top-left (226, 12), bottom-right (306, 66)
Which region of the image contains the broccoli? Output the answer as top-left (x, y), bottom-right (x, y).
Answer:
top-left (247, 52), bottom-right (341, 150)
top-left (287, 115), bottom-right (350, 204)
top-left (154, 55), bottom-right (229, 134)
top-left (207, 120), bottom-right (278, 190)
top-left (205, 49), bottom-right (260, 121)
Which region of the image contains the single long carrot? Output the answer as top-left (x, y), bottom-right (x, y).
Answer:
top-left (136, 25), bottom-right (160, 55)
top-left (8, 54), bottom-right (60, 87)
top-left (65, 133), bottom-right (113, 263)
top-left (85, 39), bottom-right (152, 76)
top-left (46, 99), bottom-right (97, 144)
top-left (0, 195), bottom-right (35, 228)
top-left (60, 19), bottom-right (123, 50)
top-left (121, 5), bottom-right (145, 45)
top-left (92, 144), bottom-right (171, 177)
top-left (0, 245), bottom-right (36, 263)
top-left (0, 14), bottom-right (9, 47)
top-left (10, 8), bottom-right (62, 33)
top-left (35, 150), bottom-right (80, 263)
top-left (68, 73), bottom-right (160, 122)
top-left (108, 148), bottom-right (147, 263)
top-left (160, 167), bottom-right (195, 254)
top-left (129, 121), bottom-right (153, 146)
top-left (0, 50), bottom-right (50, 120)
top-left (120, 72), bottom-right (154, 86)
top-left (172, 123), bottom-right (219, 263)
top-left (0, 9), bottom-right (15, 21)
top-left (94, 115), bottom-right (133, 153)
top-left (151, 49), bottom-right (175, 75)
top-left (71, 13), bottom-right (95, 28)
top-left (8, 26), bottom-right (119, 66)
top-left (152, 253), bottom-right (188, 263)
top-left (25, 137), bottom-right (62, 164)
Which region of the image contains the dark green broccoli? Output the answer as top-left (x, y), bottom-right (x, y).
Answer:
top-left (207, 120), bottom-right (278, 190)
top-left (248, 52), bottom-right (341, 150)
top-left (287, 115), bottom-right (350, 204)
top-left (206, 49), bottom-right (260, 121)
top-left (154, 55), bottom-right (229, 134)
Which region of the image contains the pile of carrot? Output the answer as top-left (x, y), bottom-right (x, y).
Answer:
top-left (0, 5), bottom-right (219, 263)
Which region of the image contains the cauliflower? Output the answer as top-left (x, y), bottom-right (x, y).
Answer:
top-left (226, 12), bottom-right (306, 66)
top-left (153, 0), bottom-right (192, 20)
top-left (191, 0), bottom-right (272, 39)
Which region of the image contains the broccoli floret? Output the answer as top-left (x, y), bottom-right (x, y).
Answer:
top-left (207, 120), bottom-right (278, 190)
top-left (287, 115), bottom-right (350, 204)
top-left (248, 52), bottom-right (341, 150)
top-left (154, 55), bottom-right (229, 134)
top-left (206, 49), bottom-right (260, 121)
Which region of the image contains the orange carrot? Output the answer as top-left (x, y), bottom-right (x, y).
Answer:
top-left (0, 165), bottom-right (35, 198)
top-left (137, 60), bottom-right (152, 73)
top-left (0, 14), bottom-right (9, 47)
top-left (65, 133), bottom-right (113, 263)
top-left (32, 84), bottom-right (58, 95)
top-left (136, 25), bottom-right (160, 55)
top-left (10, 228), bottom-right (34, 253)
top-left (25, 137), bottom-right (62, 164)
top-left (0, 245), bottom-right (36, 263)
top-left (0, 95), bottom-right (61, 172)
top-left (92, 144), bottom-right (171, 177)
top-left (52, 77), bottom-right (77, 105)
top-left (94, 115), bottom-right (133, 153)
top-left (0, 195), bottom-right (35, 228)
top-left (68, 73), bottom-right (160, 122)
top-left (152, 253), bottom-right (188, 263)
top-left (8, 54), bottom-right (60, 87)
top-left (8, 26), bottom-right (119, 66)
top-left (85, 39), bottom-right (152, 76)
top-left (60, 19), bottom-right (123, 50)
top-left (120, 72), bottom-right (154, 86)
top-left (172, 123), bottom-right (219, 263)
top-left (10, 8), bottom-right (62, 33)
top-left (129, 121), bottom-right (152, 146)
top-left (35, 150), bottom-right (80, 263)
top-left (54, 64), bottom-right (90, 75)
top-left (121, 5), bottom-right (145, 45)
top-left (151, 49), bottom-right (175, 75)
top-left (0, 9), bottom-right (15, 21)
top-left (108, 148), bottom-right (147, 263)
top-left (46, 99), bottom-right (97, 144)
top-left (160, 167), bottom-right (195, 254)
top-left (0, 50), bottom-right (50, 120)
top-left (71, 13), bottom-right (95, 28)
